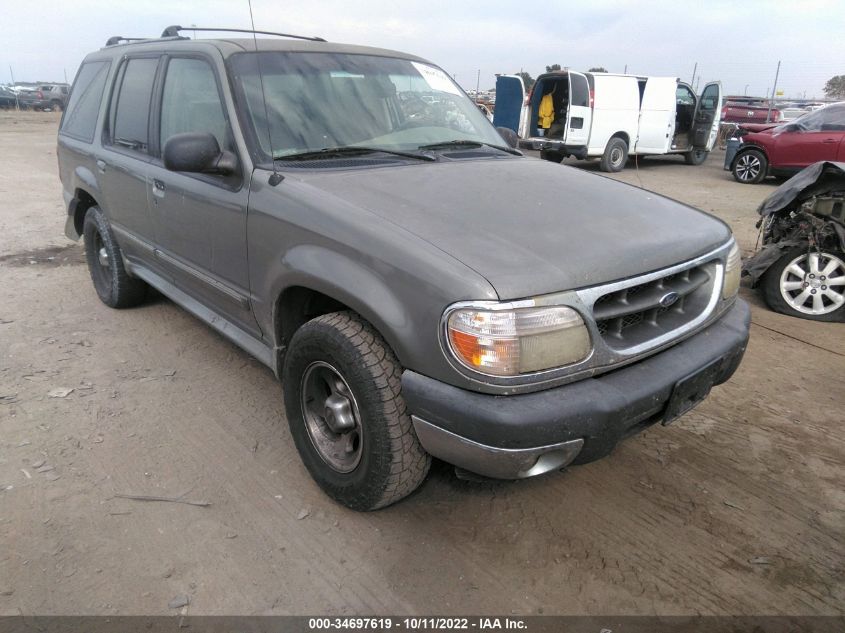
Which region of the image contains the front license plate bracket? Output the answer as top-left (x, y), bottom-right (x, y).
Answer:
top-left (662, 358), bottom-right (723, 425)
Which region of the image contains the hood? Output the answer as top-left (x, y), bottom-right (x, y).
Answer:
top-left (758, 161), bottom-right (845, 217)
top-left (289, 157), bottom-right (732, 299)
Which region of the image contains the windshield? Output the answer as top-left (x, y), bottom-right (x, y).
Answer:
top-left (773, 104), bottom-right (845, 135)
top-left (228, 52), bottom-right (505, 160)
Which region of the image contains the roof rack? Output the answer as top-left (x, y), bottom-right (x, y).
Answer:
top-left (160, 25), bottom-right (326, 42)
top-left (105, 36), bottom-right (153, 47)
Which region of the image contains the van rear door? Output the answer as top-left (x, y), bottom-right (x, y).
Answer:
top-left (691, 81), bottom-right (722, 150)
top-left (566, 72), bottom-right (591, 146)
top-left (492, 75), bottom-right (526, 136)
top-left (635, 77), bottom-right (676, 153)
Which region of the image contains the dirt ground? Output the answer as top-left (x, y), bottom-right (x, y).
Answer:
top-left (0, 111), bottom-right (842, 616)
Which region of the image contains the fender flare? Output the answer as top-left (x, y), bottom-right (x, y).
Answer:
top-left (272, 244), bottom-right (418, 367)
top-left (65, 165), bottom-right (103, 239)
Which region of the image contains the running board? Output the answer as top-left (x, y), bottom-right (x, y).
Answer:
top-left (126, 262), bottom-right (275, 371)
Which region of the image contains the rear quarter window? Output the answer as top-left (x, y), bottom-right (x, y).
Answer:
top-left (60, 61), bottom-right (111, 142)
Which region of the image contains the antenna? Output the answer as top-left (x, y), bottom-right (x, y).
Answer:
top-left (248, 0), bottom-right (284, 186)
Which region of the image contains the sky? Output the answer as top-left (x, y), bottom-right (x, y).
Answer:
top-left (1, 0), bottom-right (843, 100)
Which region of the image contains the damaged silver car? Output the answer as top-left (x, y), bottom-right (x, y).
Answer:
top-left (744, 161), bottom-right (845, 321)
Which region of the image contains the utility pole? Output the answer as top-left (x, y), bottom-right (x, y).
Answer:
top-left (9, 65), bottom-right (15, 84)
top-left (63, 68), bottom-right (68, 83)
top-left (766, 60), bottom-right (781, 123)
top-left (475, 69), bottom-right (480, 104)
top-left (623, 64), bottom-right (627, 74)
top-left (690, 62), bottom-right (697, 86)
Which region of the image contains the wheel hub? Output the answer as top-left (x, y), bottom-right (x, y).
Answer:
top-left (323, 392), bottom-right (355, 433)
top-left (97, 246), bottom-right (109, 267)
top-left (300, 361), bottom-right (363, 472)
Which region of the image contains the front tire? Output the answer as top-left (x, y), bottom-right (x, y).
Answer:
top-left (761, 247), bottom-right (845, 321)
top-left (684, 148), bottom-right (708, 165)
top-left (732, 149), bottom-right (767, 184)
top-left (282, 311), bottom-right (431, 510)
top-left (82, 206), bottom-right (147, 308)
top-left (600, 137), bottom-right (628, 172)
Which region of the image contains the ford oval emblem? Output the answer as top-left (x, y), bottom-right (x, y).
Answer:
top-left (659, 292), bottom-right (680, 308)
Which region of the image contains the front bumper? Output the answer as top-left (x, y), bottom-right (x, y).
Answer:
top-left (403, 299), bottom-right (750, 479)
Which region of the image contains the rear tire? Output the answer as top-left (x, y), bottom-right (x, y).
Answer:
top-left (82, 206), bottom-right (147, 308)
top-left (283, 311), bottom-right (431, 510)
top-left (761, 247), bottom-right (845, 321)
top-left (732, 149), bottom-right (767, 184)
top-left (684, 148), bottom-right (708, 165)
top-left (600, 137), bottom-right (628, 172)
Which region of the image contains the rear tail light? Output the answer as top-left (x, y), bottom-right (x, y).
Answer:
top-left (37, 91), bottom-right (44, 99)
top-left (589, 89), bottom-right (595, 108)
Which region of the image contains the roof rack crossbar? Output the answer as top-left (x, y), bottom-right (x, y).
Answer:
top-left (105, 36), bottom-right (151, 47)
top-left (160, 25), bottom-right (326, 42)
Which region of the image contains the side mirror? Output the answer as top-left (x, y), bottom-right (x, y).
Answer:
top-left (496, 126), bottom-right (520, 149)
top-left (163, 132), bottom-right (238, 176)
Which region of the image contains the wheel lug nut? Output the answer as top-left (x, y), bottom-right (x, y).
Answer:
top-left (822, 285), bottom-right (827, 290)
top-left (811, 289), bottom-right (817, 294)
top-left (809, 273), bottom-right (815, 278)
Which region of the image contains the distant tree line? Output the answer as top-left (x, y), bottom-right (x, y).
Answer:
top-left (825, 75), bottom-right (845, 99)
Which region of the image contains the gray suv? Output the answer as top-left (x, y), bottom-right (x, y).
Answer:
top-left (58, 27), bottom-right (750, 510)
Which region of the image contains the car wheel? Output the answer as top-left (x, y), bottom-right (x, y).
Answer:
top-left (684, 148), bottom-right (708, 165)
top-left (282, 311), bottom-right (431, 510)
top-left (732, 149), bottom-right (767, 184)
top-left (540, 149), bottom-right (564, 163)
top-left (82, 206), bottom-right (147, 308)
top-left (600, 137), bottom-right (628, 172)
top-left (50, 99), bottom-right (63, 112)
top-left (761, 247), bottom-right (845, 321)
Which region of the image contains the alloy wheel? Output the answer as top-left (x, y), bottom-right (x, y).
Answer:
top-left (779, 251), bottom-right (845, 315)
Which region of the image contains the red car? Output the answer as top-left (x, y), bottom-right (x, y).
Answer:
top-left (730, 103), bottom-right (845, 183)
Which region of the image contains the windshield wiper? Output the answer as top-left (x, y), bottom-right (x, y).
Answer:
top-left (416, 139), bottom-right (522, 156)
top-left (277, 146), bottom-right (435, 162)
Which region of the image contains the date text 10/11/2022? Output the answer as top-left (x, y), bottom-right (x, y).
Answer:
top-left (307, 617), bottom-right (529, 630)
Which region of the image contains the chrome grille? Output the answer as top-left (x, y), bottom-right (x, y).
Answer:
top-left (592, 263), bottom-right (716, 349)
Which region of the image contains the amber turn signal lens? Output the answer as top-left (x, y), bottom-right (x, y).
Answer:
top-left (445, 305), bottom-right (591, 376)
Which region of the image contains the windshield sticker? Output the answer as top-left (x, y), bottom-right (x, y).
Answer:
top-left (411, 62), bottom-right (461, 96)
top-left (330, 71), bottom-right (365, 79)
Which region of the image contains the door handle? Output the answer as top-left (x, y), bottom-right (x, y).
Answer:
top-left (153, 179), bottom-right (166, 192)
top-left (822, 138), bottom-right (837, 143)
top-left (96, 159), bottom-right (107, 173)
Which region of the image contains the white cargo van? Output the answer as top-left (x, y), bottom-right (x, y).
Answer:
top-left (492, 71), bottom-right (722, 172)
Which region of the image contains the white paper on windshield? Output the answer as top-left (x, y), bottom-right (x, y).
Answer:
top-left (411, 62), bottom-right (461, 96)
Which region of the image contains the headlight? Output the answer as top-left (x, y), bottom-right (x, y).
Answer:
top-left (723, 240), bottom-right (741, 299)
top-left (445, 305), bottom-right (591, 376)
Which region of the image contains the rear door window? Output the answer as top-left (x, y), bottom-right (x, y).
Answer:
top-left (108, 57), bottom-right (159, 153)
top-left (59, 61), bottom-right (110, 142)
top-left (570, 73), bottom-right (589, 107)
